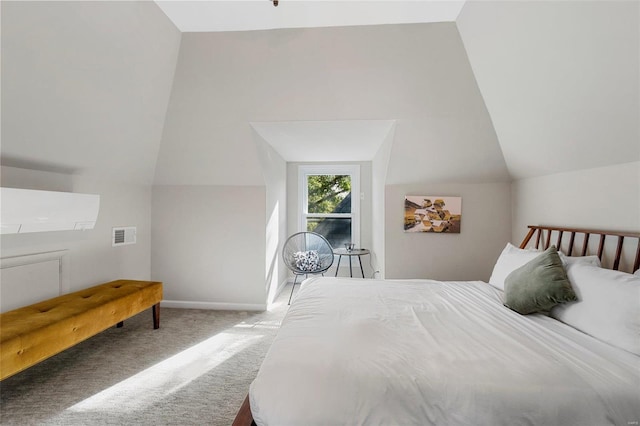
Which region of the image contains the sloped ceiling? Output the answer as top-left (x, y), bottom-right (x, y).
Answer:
top-left (155, 23), bottom-right (509, 185)
top-left (1, 1), bottom-right (181, 184)
top-left (3, 1), bottom-right (634, 187)
top-left (457, 0), bottom-right (639, 180)
top-left (250, 120), bottom-right (396, 162)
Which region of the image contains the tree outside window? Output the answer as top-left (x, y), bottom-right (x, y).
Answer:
top-left (300, 166), bottom-right (359, 249)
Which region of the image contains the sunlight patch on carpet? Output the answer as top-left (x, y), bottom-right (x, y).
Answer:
top-left (234, 320), bottom-right (281, 330)
top-left (67, 332), bottom-right (261, 413)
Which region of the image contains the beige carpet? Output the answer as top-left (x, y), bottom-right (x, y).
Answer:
top-left (0, 288), bottom-right (292, 425)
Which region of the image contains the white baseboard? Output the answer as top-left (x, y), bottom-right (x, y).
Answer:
top-left (275, 277), bottom-right (289, 297)
top-left (266, 277), bottom-right (290, 308)
top-left (161, 300), bottom-right (266, 311)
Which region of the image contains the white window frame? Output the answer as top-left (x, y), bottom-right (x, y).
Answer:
top-left (298, 164), bottom-right (360, 246)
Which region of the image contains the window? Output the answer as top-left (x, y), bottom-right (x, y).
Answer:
top-left (299, 165), bottom-right (360, 249)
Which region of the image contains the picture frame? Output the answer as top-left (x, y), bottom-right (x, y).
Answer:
top-left (404, 196), bottom-right (461, 233)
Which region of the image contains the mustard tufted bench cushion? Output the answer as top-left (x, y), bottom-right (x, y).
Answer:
top-left (0, 279), bottom-right (162, 380)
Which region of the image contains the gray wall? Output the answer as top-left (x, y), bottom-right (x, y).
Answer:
top-left (0, 2), bottom-right (177, 301)
top-left (457, 1), bottom-right (639, 179)
top-left (511, 162), bottom-right (640, 271)
top-left (385, 182), bottom-right (511, 281)
top-left (151, 185), bottom-right (267, 309)
top-left (512, 162), bottom-right (640, 241)
top-left (457, 0), bottom-right (639, 265)
top-left (1, 1), bottom-right (181, 184)
top-left (371, 124), bottom-right (396, 278)
top-left (2, 1), bottom-right (637, 309)
top-left (252, 130), bottom-right (288, 304)
top-left (1, 166), bottom-right (152, 290)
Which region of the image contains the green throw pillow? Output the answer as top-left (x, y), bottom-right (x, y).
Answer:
top-left (504, 246), bottom-right (577, 315)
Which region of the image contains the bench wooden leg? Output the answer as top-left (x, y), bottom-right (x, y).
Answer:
top-left (116, 321), bottom-right (124, 328)
top-left (152, 303), bottom-right (160, 329)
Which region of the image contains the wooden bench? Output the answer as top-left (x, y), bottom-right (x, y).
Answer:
top-left (0, 279), bottom-right (163, 380)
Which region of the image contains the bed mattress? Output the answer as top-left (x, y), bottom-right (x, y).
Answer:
top-left (249, 277), bottom-right (640, 426)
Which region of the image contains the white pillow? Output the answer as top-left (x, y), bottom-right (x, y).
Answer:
top-left (558, 252), bottom-right (602, 268)
top-left (293, 250), bottom-right (320, 272)
top-left (488, 243), bottom-right (541, 291)
top-left (550, 263), bottom-right (640, 356)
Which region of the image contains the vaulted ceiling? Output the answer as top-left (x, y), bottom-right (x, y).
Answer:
top-left (457, 0), bottom-right (639, 180)
top-left (1, 1), bottom-right (181, 183)
top-left (1, 1), bottom-right (638, 185)
top-left (154, 22), bottom-right (509, 186)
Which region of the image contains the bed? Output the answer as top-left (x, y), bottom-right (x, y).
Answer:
top-left (234, 225), bottom-right (640, 426)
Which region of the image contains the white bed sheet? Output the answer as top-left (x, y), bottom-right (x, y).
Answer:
top-left (250, 277), bottom-right (640, 426)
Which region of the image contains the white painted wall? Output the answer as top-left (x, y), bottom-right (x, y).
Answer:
top-left (0, 1), bottom-right (176, 307)
top-left (153, 32), bottom-right (265, 186)
top-left (5, 1), bottom-right (636, 303)
top-left (251, 128), bottom-right (288, 304)
top-left (373, 22), bottom-right (509, 185)
top-left (1, 1), bottom-right (181, 184)
top-left (1, 166), bottom-right (152, 292)
top-left (156, 23), bottom-right (508, 187)
top-left (457, 1), bottom-right (639, 179)
top-left (151, 185), bottom-right (267, 309)
top-left (511, 162), bottom-right (640, 243)
top-left (511, 162), bottom-right (640, 272)
top-left (385, 182), bottom-right (511, 282)
top-left (371, 123), bottom-right (396, 278)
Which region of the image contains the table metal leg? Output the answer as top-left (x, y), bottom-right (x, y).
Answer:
top-left (349, 255), bottom-right (353, 277)
top-left (358, 255), bottom-right (365, 278)
top-left (335, 255), bottom-right (342, 277)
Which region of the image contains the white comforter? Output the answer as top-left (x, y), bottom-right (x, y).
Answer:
top-left (250, 277), bottom-right (640, 426)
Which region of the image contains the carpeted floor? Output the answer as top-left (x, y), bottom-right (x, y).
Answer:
top-left (0, 287), bottom-right (292, 425)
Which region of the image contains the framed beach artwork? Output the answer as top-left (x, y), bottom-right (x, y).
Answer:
top-left (404, 196), bottom-right (461, 233)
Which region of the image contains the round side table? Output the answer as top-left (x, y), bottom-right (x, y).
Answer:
top-left (333, 248), bottom-right (370, 278)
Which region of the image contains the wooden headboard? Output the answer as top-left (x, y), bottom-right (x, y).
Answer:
top-left (519, 225), bottom-right (640, 273)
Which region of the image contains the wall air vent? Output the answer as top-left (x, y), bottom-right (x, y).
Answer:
top-left (112, 226), bottom-right (136, 247)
